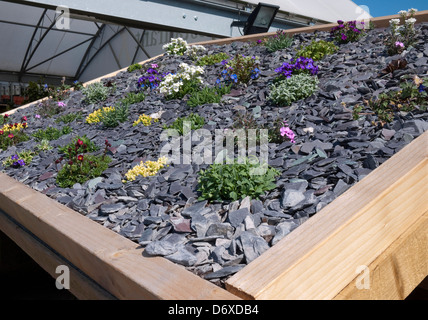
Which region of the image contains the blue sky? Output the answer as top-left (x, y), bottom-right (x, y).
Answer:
top-left (353, 0), bottom-right (428, 17)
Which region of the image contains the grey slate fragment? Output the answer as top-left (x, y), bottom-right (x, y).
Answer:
top-left (205, 223), bottom-right (234, 239)
top-left (165, 246), bottom-right (197, 267)
top-left (227, 208), bottom-right (250, 228)
top-left (204, 265), bottom-right (245, 280)
top-left (280, 189), bottom-right (305, 208)
top-left (239, 231), bottom-right (270, 263)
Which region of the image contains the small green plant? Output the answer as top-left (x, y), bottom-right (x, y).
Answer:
top-left (2, 150), bottom-right (35, 168)
top-left (218, 54), bottom-right (260, 86)
top-left (85, 104), bottom-right (129, 128)
top-left (164, 113), bottom-right (205, 135)
top-left (99, 103), bottom-right (129, 128)
top-left (119, 91), bottom-right (145, 105)
top-left (196, 53), bottom-right (229, 66)
top-left (163, 37), bottom-right (189, 55)
top-left (197, 157), bottom-right (280, 201)
top-left (187, 85), bottom-right (232, 107)
top-left (0, 114), bottom-right (29, 150)
top-left (296, 40), bottom-right (338, 61)
top-left (36, 100), bottom-right (67, 118)
top-left (55, 138), bottom-right (111, 188)
top-left (81, 81), bottom-right (115, 104)
top-left (56, 112), bottom-right (83, 124)
top-left (269, 73), bottom-right (319, 106)
top-left (330, 20), bottom-right (365, 44)
top-left (353, 76), bottom-right (427, 124)
top-left (158, 63), bottom-right (204, 100)
top-left (386, 9), bottom-right (418, 55)
top-left (262, 30), bottom-right (293, 53)
top-left (127, 63), bottom-right (142, 72)
top-left (58, 135), bottom-right (98, 159)
top-left (35, 139), bottom-right (53, 152)
top-left (32, 126), bottom-right (72, 141)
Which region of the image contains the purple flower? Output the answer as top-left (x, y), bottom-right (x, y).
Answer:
top-left (341, 34), bottom-right (348, 41)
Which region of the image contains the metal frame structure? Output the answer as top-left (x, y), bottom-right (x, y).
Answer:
top-left (0, 0), bottom-right (369, 87)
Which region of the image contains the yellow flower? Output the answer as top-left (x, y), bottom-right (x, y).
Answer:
top-left (1, 122), bottom-right (27, 132)
top-left (133, 114), bottom-right (158, 127)
top-left (86, 106), bottom-right (116, 124)
top-left (124, 157), bottom-right (168, 181)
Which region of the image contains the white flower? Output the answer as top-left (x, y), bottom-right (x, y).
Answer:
top-left (389, 18), bottom-right (400, 25)
top-left (405, 18), bottom-right (417, 24)
top-left (408, 8), bottom-right (418, 14)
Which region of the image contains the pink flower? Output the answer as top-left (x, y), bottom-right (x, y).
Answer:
top-left (395, 41), bottom-right (404, 48)
top-left (151, 63), bottom-right (158, 68)
top-left (280, 125), bottom-right (296, 143)
top-left (35, 114), bottom-right (41, 119)
top-left (58, 101), bottom-right (66, 107)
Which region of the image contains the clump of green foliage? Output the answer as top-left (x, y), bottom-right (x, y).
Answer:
top-left (58, 135), bottom-right (98, 158)
top-left (32, 126), bottom-right (72, 141)
top-left (187, 85), bottom-right (231, 107)
top-left (219, 54), bottom-right (260, 85)
top-left (196, 53), bottom-right (229, 66)
top-left (81, 81), bottom-right (115, 104)
top-left (56, 112), bottom-right (83, 124)
top-left (262, 30), bottom-right (293, 53)
top-left (164, 113), bottom-right (205, 135)
top-left (197, 157), bottom-right (280, 201)
top-left (0, 115), bottom-right (29, 151)
top-left (35, 139), bottom-right (53, 152)
top-left (269, 73), bottom-right (319, 106)
top-left (99, 103), bottom-right (129, 128)
top-left (296, 40), bottom-right (338, 61)
top-left (127, 63), bottom-right (142, 72)
top-left (55, 137), bottom-right (111, 188)
top-left (119, 91), bottom-right (146, 105)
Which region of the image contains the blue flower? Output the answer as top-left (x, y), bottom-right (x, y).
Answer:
top-left (418, 84), bottom-right (426, 93)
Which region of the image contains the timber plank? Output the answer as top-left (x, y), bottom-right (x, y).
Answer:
top-left (0, 209), bottom-right (116, 300)
top-left (333, 211), bottom-right (428, 300)
top-left (0, 173), bottom-right (239, 300)
top-left (226, 130), bottom-right (428, 300)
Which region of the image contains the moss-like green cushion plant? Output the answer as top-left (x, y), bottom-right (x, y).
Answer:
top-left (296, 40), bottom-right (338, 61)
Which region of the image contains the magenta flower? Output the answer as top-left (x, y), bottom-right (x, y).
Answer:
top-left (280, 124), bottom-right (296, 143)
